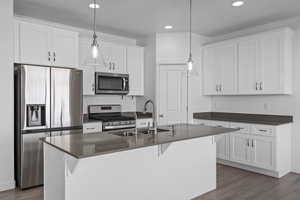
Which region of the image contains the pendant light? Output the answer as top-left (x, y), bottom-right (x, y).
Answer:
top-left (187, 0), bottom-right (193, 71)
top-left (91, 0), bottom-right (99, 59)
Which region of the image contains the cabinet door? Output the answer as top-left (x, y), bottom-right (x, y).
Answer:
top-left (127, 46), bottom-right (144, 96)
top-left (19, 21), bottom-right (51, 65)
top-left (216, 134), bottom-right (230, 160)
top-left (51, 28), bottom-right (79, 68)
top-left (110, 43), bottom-right (126, 74)
top-left (238, 38), bottom-right (260, 94)
top-left (203, 47), bottom-right (219, 95)
top-left (218, 43), bottom-right (237, 95)
top-left (250, 136), bottom-right (275, 170)
top-left (259, 32), bottom-right (282, 94)
top-left (79, 66), bottom-right (96, 96)
top-left (230, 133), bottom-right (251, 164)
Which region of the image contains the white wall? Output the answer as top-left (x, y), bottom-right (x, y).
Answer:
top-left (0, 0), bottom-right (15, 191)
top-left (136, 32), bottom-right (211, 119)
top-left (136, 35), bottom-right (156, 111)
top-left (210, 22), bottom-right (300, 174)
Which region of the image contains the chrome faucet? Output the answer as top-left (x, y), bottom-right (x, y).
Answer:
top-left (144, 99), bottom-right (157, 135)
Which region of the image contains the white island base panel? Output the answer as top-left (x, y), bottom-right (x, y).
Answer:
top-left (44, 136), bottom-right (216, 200)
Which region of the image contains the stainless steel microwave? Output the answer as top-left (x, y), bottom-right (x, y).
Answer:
top-left (95, 72), bottom-right (129, 95)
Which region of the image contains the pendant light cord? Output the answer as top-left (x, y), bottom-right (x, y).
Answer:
top-left (189, 0), bottom-right (192, 58)
top-left (93, 0), bottom-right (97, 38)
top-left (187, 0), bottom-right (192, 124)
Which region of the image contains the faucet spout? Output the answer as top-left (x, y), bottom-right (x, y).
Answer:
top-left (144, 99), bottom-right (157, 135)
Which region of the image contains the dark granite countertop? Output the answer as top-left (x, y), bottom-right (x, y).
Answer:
top-left (41, 124), bottom-right (238, 159)
top-left (193, 112), bottom-right (293, 125)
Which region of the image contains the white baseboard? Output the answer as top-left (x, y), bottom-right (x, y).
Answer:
top-left (218, 159), bottom-right (283, 178)
top-left (0, 180), bottom-right (15, 192)
top-left (292, 168), bottom-right (300, 174)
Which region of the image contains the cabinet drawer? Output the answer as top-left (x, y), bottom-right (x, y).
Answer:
top-left (252, 125), bottom-right (274, 137)
top-left (230, 123), bottom-right (250, 134)
top-left (83, 123), bottom-right (101, 134)
top-left (136, 119), bottom-right (153, 128)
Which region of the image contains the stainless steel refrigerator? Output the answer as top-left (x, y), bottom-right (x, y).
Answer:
top-left (14, 64), bottom-right (83, 189)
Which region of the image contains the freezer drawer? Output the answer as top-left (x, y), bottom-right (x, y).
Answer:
top-left (19, 132), bottom-right (50, 189)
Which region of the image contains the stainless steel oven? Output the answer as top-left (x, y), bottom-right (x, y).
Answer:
top-left (95, 72), bottom-right (129, 95)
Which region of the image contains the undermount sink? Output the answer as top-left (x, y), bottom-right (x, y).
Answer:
top-left (138, 128), bottom-right (170, 135)
top-left (112, 128), bottom-right (170, 137)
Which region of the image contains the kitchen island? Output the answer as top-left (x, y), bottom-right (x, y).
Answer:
top-left (42, 124), bottom-right (238, 200)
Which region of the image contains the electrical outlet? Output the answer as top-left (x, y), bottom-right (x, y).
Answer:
top-left (263, 103), bottom-right (269, 111)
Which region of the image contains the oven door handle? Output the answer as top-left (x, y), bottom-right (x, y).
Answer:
top-left (104, 124), bottom-right (136, 130)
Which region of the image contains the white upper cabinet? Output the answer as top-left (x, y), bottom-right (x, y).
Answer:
top-left (17, 21), bottom-right (51, 66)
top-left (79, 38), bottom-right (126, 74)
top-left (15, 20), bottom-right (79, 68)
top-left (127, 46), bottom-right (144, 96)
top-left (203, 28), bottom-right (293, 95)
top-left (109, 43), bottom-right (127, 74)
top-left (50, 28), bottom-right (79, 68)
top-left (238, 37), bottom-right (260, 94)
top-left (203, 42), bottom-right (237, 95)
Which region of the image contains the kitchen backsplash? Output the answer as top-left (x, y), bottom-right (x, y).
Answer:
top-left (83, 95), bottom-right (137, 114)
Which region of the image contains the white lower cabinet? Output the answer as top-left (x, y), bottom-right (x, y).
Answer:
top-left (251, 135), bottom-right (275, 170)
top-left (83, 122), bottom-right (102, 134)
top-left (230, 133), bottom-right (251, 165)
top-left (194, 119), bottom-right (291, 178)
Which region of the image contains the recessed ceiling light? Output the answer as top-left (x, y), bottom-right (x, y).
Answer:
top-left (89, 3), bottom-right (100, 9)
top-left (232, 0), bottom-right (244, 7)
top-left (164, 25), bottom-right (173, 30)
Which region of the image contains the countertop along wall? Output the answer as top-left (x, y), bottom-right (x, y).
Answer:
top-left (0, 0), bottom-right (15, 191)
top-left (209, 17), bottom-right (300, 174)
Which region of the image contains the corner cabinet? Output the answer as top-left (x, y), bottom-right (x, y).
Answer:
top-left (202, 28), bottom-right (293, 95)
top-left (127, 46), bottom-right (144, 96)
top-left (203, 42), bottom-right (237, 95)
top-left (15, 20), bottom-right (79, 68)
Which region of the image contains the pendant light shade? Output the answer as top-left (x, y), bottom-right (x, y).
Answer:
top-left (187, 0), bottom-right (193, 71)
top-left (91, 0), bottom-right (99, 59)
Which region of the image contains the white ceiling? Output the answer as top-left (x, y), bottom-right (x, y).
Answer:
top-left (14, 0), bottom-right (300, 39)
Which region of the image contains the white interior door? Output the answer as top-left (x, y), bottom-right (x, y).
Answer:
top-left (158, 65), bottom-right (187, 125)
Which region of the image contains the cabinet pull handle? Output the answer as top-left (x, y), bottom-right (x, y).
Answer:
top-left (92, 84), bottom-right (95, 91)
top-left (216, 85), bottom-right (218, 92)
top-left (259, 129), bottom-right (267, 132)
top-left (255, 82), bottom-right (259, 90)
top-left (53, 52), bottom-right (56, 62)
top-left (86, 128), bottom-right (95, 130)
top-left (252, 140), bottom-right (255, 148)
top-left (260, 82), bottom-right (263, 90)
top-left (48, 51), bottom-right (51, 61)
top-left (159, 114), bottom-right (164, 118)
top-left (247, 139), bottom-right (250, 147)
top-left (219, 84), bottom-right (222, 92)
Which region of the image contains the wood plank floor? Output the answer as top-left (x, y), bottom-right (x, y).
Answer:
top-left (1, 164), bottom-right (300, 200)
